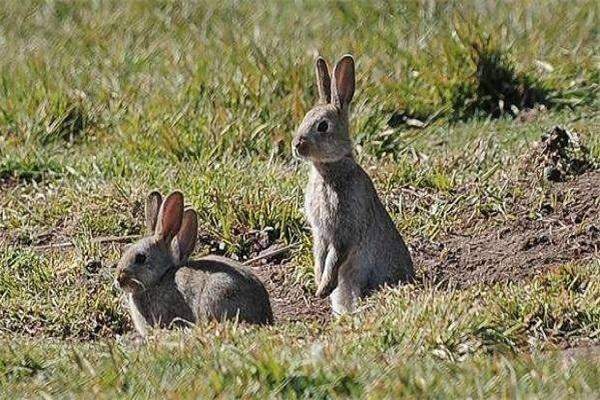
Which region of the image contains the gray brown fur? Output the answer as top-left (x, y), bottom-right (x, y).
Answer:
top-left (116, 191), bottom-right (273, 336)
top-left (292, 55), bottom-right (414, 314)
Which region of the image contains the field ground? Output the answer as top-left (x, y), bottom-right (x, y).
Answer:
top-left (0, 1), bottom-right (599, 398)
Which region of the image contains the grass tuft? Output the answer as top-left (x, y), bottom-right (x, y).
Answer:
top-left (448, 38), bottom-right (552, 120)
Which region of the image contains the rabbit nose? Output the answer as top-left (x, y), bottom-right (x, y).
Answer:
top-left (293, 137), bottom-right (310, 155)
top-left (116, 270), bottom-right (130, 285)
top-left (294, 136), bottom-right (306, 146)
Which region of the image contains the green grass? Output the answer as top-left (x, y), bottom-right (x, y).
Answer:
top-left (1, 263), bottom-right (599, 397)
top-left (0, 0), bottom-right (599, 397)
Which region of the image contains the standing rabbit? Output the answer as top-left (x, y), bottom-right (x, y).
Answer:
top-left (116, 190), bottom-right (273, 336)
top-left (292, 54), bottom-right (414, 314)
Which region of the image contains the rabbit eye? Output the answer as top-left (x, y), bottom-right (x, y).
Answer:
top-left (317, 120), bottom-right (328, 133)
top-left (134, 253), bottom-right (147, 264)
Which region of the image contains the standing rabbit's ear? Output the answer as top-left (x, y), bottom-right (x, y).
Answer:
top-left (145, 191), bottom-right (163, 234)
top-left (315, 56), bottom-right (331, 104)
top-left (172, 208), bottom-right (198, 264)
top-left (155, 191), bottom-right (183, 242)
top-left (331, 54), bottom-right (355, 111)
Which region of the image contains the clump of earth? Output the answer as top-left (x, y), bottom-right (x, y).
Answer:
top-left (532, 126), bottom-right (594, 182)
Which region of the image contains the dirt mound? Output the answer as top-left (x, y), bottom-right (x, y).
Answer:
top-left (414, 170), bottom-right (600, 287)
top-left (251, 262), bottom-right (331, 325)
top-left (524, 126), bottom-right (594, 182)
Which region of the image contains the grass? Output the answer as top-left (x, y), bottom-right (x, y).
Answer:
top-left (1, 262), bottom-right (599, 397)
top-left (0, 0), bottom-right (599, 397)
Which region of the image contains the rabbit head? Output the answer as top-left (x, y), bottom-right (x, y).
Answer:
top-left (292, 54), bottom-right (356, 163)
top-left (116, 190), bottom-right (198, 293)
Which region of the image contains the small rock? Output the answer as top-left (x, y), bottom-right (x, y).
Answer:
top-left (85, 260), bottom-right (102, 274)
top-left (568, 213), bottom-right (582, 224)
top-left (520, 234), bottom-right (550, 251)
top-left (539, 203), bottom-right (554, 215)
top-left (544, 166), bottom-right (562, 182)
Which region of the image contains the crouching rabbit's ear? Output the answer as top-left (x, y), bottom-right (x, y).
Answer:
top-left (155, 191), bottom-right (184, 243)
top-left (145, 191), bottom-right (163, 234)
top-left (172, 208), bottom-right (198, 265)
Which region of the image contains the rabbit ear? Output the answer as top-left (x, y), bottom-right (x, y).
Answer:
top-left (172, 208), bottom-right (198, 264)
top-left (315, 56), bottom-right (331, 104)
top-left (331, 54), bottom-right (355, 111)
top-left (145, 191), bottom-right (163, 234)
top-left (155, 191), bottom-right (183, 242)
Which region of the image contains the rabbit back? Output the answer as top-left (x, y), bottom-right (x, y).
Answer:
top-left (177, 255), bottom-right (274, 325)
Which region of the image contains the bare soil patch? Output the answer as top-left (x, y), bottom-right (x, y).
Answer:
top-left (251, 262), bottom-right (331, 325)
top-left (414, 170), bottom-right (599, 287)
